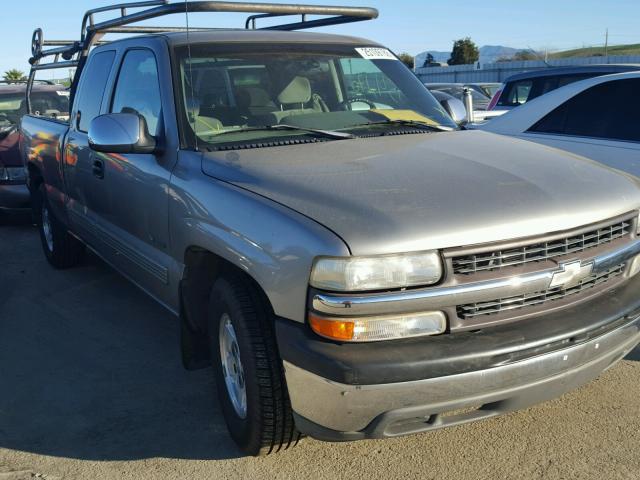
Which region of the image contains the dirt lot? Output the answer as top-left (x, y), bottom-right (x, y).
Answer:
top-left (1, 217), bottom-right (639, 480)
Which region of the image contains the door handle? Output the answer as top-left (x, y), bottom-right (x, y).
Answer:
top-left (92, 159), bottom-right (105, 179)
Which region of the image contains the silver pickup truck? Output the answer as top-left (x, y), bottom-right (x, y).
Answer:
top-left (20, 1), bottom-right (640, 456)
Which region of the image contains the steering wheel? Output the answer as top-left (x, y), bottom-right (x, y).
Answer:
top-left (341, 98), bottom-right (377, 111)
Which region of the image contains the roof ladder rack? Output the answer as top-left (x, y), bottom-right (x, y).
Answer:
top-left (26, 1), bottom-right (378, 113)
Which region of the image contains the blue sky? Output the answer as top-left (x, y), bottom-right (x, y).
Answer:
top-left (2, 0), bottom-right (639, 77)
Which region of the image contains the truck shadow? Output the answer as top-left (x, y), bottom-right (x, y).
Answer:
top-left (0, 225), bottom-right (243, 461)
top-left (626, 346), bottom-right (640, 361)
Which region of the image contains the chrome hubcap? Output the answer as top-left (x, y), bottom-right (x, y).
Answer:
top-left (41, 203), bottom-right (53, 252)
top-left (219, 313), bottom-right (247, 419)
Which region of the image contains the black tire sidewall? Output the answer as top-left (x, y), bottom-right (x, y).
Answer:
top-left (35, 184), bottom-right (56, 262)
top-left (208, 279), bottom-right (264, 455)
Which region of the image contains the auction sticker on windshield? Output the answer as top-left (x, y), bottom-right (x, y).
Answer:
top-left (355, 47), bottom-right (397, 60)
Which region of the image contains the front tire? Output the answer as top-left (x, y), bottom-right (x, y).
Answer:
top-left (208, 274), bottom-right (301, 456)
top-left (35, 184), bottom-right (84, 269)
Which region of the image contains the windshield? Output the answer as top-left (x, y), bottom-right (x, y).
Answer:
top-left (0, 90), bottom-right (70, 128)
top-left (174, 43), bottom-right (457, 150)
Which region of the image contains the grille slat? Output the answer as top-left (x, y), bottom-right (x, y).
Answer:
top-left (452, 220), bottom-right (630, 275)
top-left (457, 264), bottom-right (625, 319)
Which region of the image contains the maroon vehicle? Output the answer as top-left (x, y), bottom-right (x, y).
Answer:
top-left (0, 81), bottom-right (69, 216)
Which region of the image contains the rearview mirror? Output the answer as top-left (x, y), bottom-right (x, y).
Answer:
top-left (440, 97), bottom-right (468, 126)
top-left (88, 113), bottom-right (156, 154)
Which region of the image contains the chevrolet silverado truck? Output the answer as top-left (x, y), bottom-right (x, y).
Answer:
top-left (20, 1), bottom-right (640, 456)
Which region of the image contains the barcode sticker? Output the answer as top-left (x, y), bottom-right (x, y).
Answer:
top-left (355, 47), bottom-right (397, 61)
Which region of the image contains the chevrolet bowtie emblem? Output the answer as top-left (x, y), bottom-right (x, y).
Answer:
top-left (549, 260), bottom-right (594, 289)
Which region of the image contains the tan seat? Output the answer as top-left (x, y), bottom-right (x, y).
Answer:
top-left (270, 76), bottom-right (324, 123)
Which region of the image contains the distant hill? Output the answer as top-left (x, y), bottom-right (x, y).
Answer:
top-left (550, 43), bottom-right (640, 58)
top-left (415, 45), bottom-right (520, 67)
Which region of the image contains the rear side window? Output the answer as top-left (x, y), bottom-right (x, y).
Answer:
top-left (498, 79), bottom-right (532, 106)
top-left (75, 50), bottom-right (115, 132)
top-left (111, 49), bottom-right (162, 135)
top-left (498, 73), bottom-right (603, 107)
top-left (529, 78), bottom-right (640, 142)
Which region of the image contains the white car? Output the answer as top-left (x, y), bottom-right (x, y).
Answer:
top-left (480, 72), bottom-right (640, 176)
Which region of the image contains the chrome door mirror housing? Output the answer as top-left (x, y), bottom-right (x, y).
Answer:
top-left (441, 97), bottom-right (468, 126)
top-left (88, 112), bottom-right (156, 154)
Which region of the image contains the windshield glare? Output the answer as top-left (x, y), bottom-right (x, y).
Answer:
top-left (175, 44), bottom-right (457, 148)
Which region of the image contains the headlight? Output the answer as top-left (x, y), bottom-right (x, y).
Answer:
top-left (310, 251), bottom-right (442, 292)
top-left (0, 166), bottom-right (27, 182)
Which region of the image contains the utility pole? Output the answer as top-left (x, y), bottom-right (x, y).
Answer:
top-left (605, 28), bottom-right (609, 57)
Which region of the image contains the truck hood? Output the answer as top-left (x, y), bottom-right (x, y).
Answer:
top-left (202, 130), bottom-right (640, 255)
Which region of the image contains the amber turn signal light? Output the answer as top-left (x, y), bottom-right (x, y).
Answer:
top-left (308, 313), bottom-right (355, 341)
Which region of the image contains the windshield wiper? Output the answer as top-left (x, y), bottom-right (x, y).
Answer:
top-left (346, 119), bottom-right (454, 132)
top-left (207, 124), bottom-right (355, 140)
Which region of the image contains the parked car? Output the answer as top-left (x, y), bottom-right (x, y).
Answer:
top-left (487, 64), bottom-right (640, 111)
top-left (21, 1), bottom-right (640, 456)
top-left (481, 72), bottom-right (640, 174)
top-left (0, 81), bottom-right (69, 216)
top-left (469, 82), bottom-right (501, 98)
top-left (425, 83), bottom-right (492, 110)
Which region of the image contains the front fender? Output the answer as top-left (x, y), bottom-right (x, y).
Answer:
top-left (169, 152), bottom-right (350, 323)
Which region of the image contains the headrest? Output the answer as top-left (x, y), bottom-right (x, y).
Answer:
top-left (237, 87), bottom-right (275, 108)
top-left (277, 76), bottom-right (311, 105)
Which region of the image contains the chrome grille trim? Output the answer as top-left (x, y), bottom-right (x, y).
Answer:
top-left (457, 264), bottom-right (625, 319)
top-left (452, 220), bottom-right (631, 275)
top-left (311, 238), bottom-right (640, 318)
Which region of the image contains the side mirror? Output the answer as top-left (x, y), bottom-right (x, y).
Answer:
top-left (88, 113), bottom-right (156, 154)
top-left (440, 97), bottom-right (468, 126)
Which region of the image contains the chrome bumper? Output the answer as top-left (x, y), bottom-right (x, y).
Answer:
top-left (285, 314), bottom-right (640, 439)
top-left (312, 238), bottom-right (640, 316)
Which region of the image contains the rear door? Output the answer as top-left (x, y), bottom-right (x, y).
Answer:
top-left (63, 49), bottom-right (117, 246)
top-left (522, 77), bottom-right (640, 175)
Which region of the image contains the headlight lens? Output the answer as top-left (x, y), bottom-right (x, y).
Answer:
top-left (0, 166), bottom-right (27, 182)
top-left (310, 251), bottom-right (442, 292)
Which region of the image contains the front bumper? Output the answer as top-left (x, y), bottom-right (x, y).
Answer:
top-left (278, 274), bottom-right (640, 441)
top-left (0, 183), bottom-right (31, 211)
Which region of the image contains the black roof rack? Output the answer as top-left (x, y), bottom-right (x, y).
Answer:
top-left (26, 1), bottom-right (378, 112)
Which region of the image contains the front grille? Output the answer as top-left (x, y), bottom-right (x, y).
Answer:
top-left (457, 264), bottom-right (625, 319)
top-left (452, 220), bottom-right (631, 275)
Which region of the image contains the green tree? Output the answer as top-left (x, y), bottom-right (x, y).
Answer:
top-left (422, 53), bottom-right (437, 67)
top-left (3, 69), bottom-right (27, 83)
top-left (447, 38), bottom-right (480, 66)
top-left (513, 50), bottom-right (539, 61)
top-left (397, 52), bottom-right (414, 69)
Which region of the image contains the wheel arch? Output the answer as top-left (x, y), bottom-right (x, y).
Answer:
top-left (179, 245), bottom-right (275, 370)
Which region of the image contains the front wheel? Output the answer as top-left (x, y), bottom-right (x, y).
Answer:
top-left (208, 275), bottom-right (301, 456)
top-left (35, 184), bottom-right (84, 269)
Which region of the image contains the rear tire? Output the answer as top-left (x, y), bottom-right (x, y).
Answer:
top-left (35, 184), bottom-right (84, 269)
top-left (208, 274), bottom-right (301, 456)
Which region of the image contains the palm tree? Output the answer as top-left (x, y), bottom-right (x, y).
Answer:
top-left (3, 69), bottom-right (27, 83)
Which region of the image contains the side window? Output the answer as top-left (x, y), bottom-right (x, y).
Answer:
top-left (499, 80), bottom-right (532, 106)
top-left (75, 50), bottom-right (115, 132)
top-left (530, 78), bottom-right (640, 142)
top-left (111, 49), bottom-right (162, 135)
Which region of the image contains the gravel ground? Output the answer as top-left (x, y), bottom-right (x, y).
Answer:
top-left (1, 217), bottom-right (639, 480)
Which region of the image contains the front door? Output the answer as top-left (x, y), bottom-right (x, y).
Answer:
top-left (98, 48), bottom-right (174, 307)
